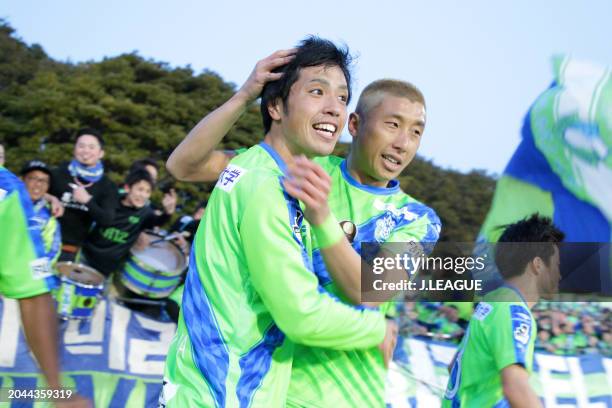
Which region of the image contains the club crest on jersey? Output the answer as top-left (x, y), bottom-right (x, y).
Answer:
top-left (339, 220), bottom-right (357, 243)
top-left (216, 164), bottom-right (246, 192)
top-left (374, 214), bottom-right (395, 242)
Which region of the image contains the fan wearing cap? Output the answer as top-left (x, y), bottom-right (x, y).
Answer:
top-left (48, 128), bottom-right (118, 262)
top-left (20, 160), bottom-right (62, 266)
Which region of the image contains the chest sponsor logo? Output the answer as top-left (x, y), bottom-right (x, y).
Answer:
top-left (373, 199), bottom-right (420, 221)
top-left (216, 164), bottom-right (247, 192)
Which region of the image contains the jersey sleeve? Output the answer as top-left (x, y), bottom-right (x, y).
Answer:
top-left (240, 178), bottom-right (386, 350)
top-left (487, 303), bottom-right (535, 372)
top-left (0, 170), bottom-right (54, 298)
top-left (386, 204), bottom-right (441, 246)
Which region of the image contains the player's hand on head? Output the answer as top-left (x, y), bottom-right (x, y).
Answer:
top-left (378, 319), bottom-right (398, 369)
top-left (283, 156), bottom-right (331, 226)
top-left (237, 48), bottom-right (297, 103)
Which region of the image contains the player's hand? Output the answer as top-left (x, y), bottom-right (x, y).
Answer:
top-left (71, 186), bottom-right (92, 204)
top-left (235, 48), bottom-right (297, 103)
top-left (162, 188), bottom-right (178, 214)
top-left (45, 194), bottom-right (65, 217)
top-left (283, 156), bottom-right (331, 226)
top-left (378, 319), bottom-right (398, 369)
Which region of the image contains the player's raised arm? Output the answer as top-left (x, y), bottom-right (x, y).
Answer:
top-left (167, 49), bottom-right (296, 182)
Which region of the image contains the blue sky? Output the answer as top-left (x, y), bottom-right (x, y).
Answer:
top-left (3, 0), bottom-right (611, 173)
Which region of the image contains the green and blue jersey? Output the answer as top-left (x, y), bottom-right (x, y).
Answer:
top-left (287, 156), bottom-right (441, 408)
top-left (443, 285), bottom-right (537, 408)
top-left (0, 167), bottom-right (56, 298)
top-left (160, 144), bottom-right (386, 408)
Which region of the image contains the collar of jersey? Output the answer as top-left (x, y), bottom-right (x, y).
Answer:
top-left (259, 142), bottom-right (288, 175)
top-left (340, 160), bottom-right (400, 195)
top-left (501, 283), bottom-right (529, 307)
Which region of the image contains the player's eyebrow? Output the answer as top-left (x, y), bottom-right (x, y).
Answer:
top-left (308, 78), bottom-right (348, 91)
top-left (387, 114), bottom-right (425, 128)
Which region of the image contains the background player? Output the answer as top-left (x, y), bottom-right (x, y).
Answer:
top-left (443, 214), bottom-right (563, 407)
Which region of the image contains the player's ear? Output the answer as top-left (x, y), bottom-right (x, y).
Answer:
top-left (268, 98), bottom-right (283, 121)
top-left (532, 256), bottom-right (544, 275)
top-left (348, 112), bottom-right (360, 139)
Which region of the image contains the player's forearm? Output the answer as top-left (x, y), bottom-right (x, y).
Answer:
top-left (167, 91), bottom-right (249, 181)
top-left (19, 294), bottom-right (62, 389)
top-left (503, 381), bottom-right (542, 408)
top-left (319, 240), bottom-right (366, 305)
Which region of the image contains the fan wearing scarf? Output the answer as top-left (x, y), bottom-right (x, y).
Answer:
top-left (49, 128), bottom-right (118, 262)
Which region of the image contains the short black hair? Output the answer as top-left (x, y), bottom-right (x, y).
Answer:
top-left (260, 36), bottom-right (353, 133)
top-left (129, 158), bottom-right (159, 173)
top-left (124, 169), bottom-right (154, 189)
top-left (495, 214), bottom-right (565, 280)
top-left (75, 128), bottom-right (104, 147)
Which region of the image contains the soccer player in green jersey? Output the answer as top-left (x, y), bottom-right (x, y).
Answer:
top-left (0, 166), bottom-right (90, 408)
top-left (160, 38), bottom-right (397, 407)
top-left (443, 215), bottom-right (563, 408)
top-left (167, 53), bottom-right (441, 405)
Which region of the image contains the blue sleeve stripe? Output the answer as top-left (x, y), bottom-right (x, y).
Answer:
top-left (236, 324), bottom-right (285, 408)
top-left (182, 242), bottom-right (229, 408)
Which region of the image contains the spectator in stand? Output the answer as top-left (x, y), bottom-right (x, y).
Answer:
top-left (81, 169), bottom-right (176, 277)
top-left (130, 158), bottom-right (159, 184)
top-left (169, 201), bottom-right (206, 246)
top-left (20, 160), bottom-right (62, 265)
top-left (49, 128), bottom-right (118, 262)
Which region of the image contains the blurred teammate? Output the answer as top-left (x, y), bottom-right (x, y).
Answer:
top-left (443, 215), bottom-right (563, 407)
top-left (160, 37), bottom-right (395, 407)
top-left (0, 166), bottom-right (89, 407)
top-left (20, 160), bottom-right (62, 265)
top-left (167, 59), bottom-right (440, 406)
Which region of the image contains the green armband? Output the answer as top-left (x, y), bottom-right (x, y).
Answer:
top-left (312, 213), bottom-right (344, 248)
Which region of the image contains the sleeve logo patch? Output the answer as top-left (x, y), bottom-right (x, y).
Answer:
top-left (216, 164), bottom-right (247, 192)
top-left (510, 305), bottom-right (533, 347)
top-left (30, 257), bottom-right (52, 280)
top-left (473, 302), bottom-right (493, 320)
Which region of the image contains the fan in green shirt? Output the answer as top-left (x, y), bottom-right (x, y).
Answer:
top-left (443, 215), bottom-right (564, 408)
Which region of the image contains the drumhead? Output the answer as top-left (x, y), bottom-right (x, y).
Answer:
top-left (55, 262), bottom-right (105, 286)
top-left (130, 233), bottom-right (186, 273)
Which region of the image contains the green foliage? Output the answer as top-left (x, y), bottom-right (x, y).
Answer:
top-left (0, 20), bottom-right (496, 241)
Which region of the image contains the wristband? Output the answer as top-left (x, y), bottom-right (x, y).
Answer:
top-left (312, 213), bottom-right (344, 249)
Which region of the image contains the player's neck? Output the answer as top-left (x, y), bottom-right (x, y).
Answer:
top-left (505, 278), bottom-right (538, 309)
top-left (346, 152), bottom-right (389, 188)
top-left (263, 130), bottom-right (303, 167)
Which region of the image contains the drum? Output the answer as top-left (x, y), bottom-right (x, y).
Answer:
top-left (119, 233), bottom-right (186, 299)
top-left (54, 262), bottom-right (105, 320)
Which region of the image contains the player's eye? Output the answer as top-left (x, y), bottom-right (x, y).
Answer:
top-left (338, 94), bottom-right (348, 104)
top-left (309, 88), bottom-right (323, 96)
top-left (386, 121), bottom-right (399, 129)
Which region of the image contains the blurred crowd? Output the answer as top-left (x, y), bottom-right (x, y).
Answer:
top-left (402, 300), bottom-right (612, 357)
